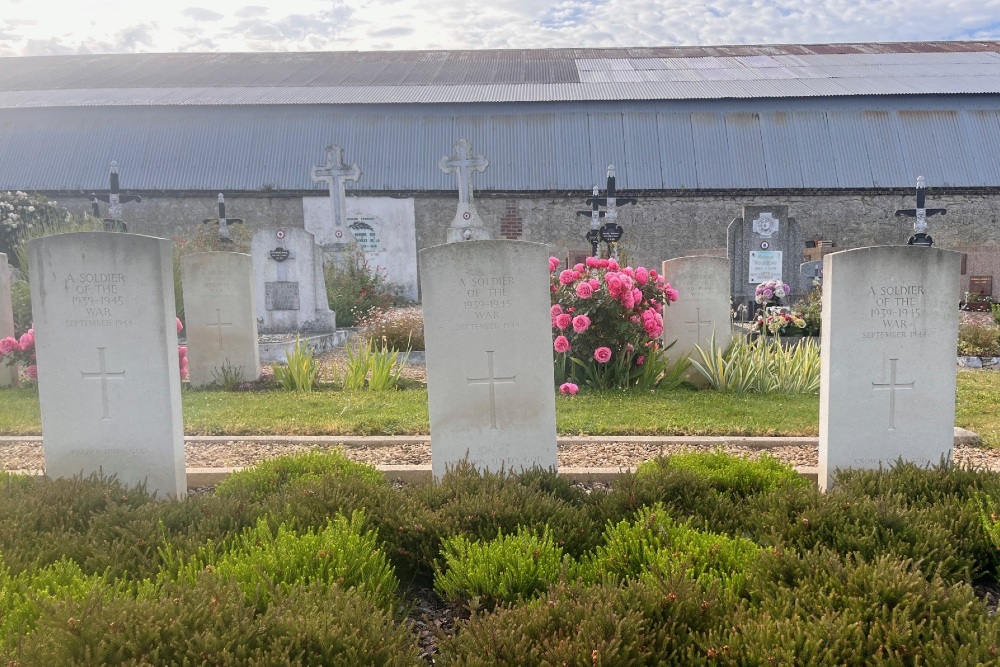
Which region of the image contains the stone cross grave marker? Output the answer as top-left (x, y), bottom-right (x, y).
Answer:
top-left (28, 232), bottom-right (186, 498)
top-left (181, 252), bottom-right (261, 388)
top-left (727, 205), bottom-right (803, 312)
top-left (0, 253), bottom-right (18, 387)
top-left (420, 240), bottom-right (557, 478)
top-left (90, 160), bottom-right (141, 232)
top-left (250, 227), bottom-right (335, 335)
top-left (439, 138), bottom-right (491, 243)
top-left (894, 176), bottom-right (947, 247)
top-left (310, 145), bottom-right (361, 249)
top-left (818, 246), bottom-right (960, 491)
top-left (661, 256), bottom-right (732, 383)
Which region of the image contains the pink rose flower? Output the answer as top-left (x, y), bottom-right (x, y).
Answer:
top-left (585, 256), bottom-right (599, 268)
top-left (632, 288), bottom-right (643, 303)
top-left (572, 314), bottom-right (591, 333)
top-left (559, 382), bottom-right (579, 395)
top-left (622, 292), bottom-right (635, 309)
top-left (598, 259), bottom-right (609, 269)
top-left (178, 345), bottom-right (188, 357)
top-left (606, 276), bottom-right (622, 297)
top-left (607, 259), bottom-right (619, 271)
top-left (589, 279), bottom-right (600, 290)
top-left (635, 267), bottom-right (649, 285)
top-left (554, 313), bottom-right (572, 330)
top-left (664, 286), bottom-right (679, 303)
top-left (649, 269), bottom-right (658, 280)
top-left (553, 335), bottom-right (571, 353)
top-left (573, 263), bottom-right (585, 272)
top-left (575, 282), bottom-right (594, 299)
top-left (550, 304), bottom-right (563, 317)
top-left (594, 347), bottom-right (612, 363)
top-left (636, 355), bottom-right (646, 366)
top-left (559, 270), bottom-right (576, 285)
top-left (548, 256), bottom-right (560, 273)
top-left (24, 365), bottom-right (38, 380)
top-left (176, 318), bottom-right (184, 333)
top-left (18, 330), bottom-right (34, 351)
top-left (0, 337), bottom-right (17, 355)
top-left (622, 267), bottom-right (635, 278)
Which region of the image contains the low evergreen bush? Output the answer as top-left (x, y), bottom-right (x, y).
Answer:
top-left (638, 450), bottom-right (806, 499)
top-left (434, 527), bottom-right (569, 607)
top-left (214, 450), bottom-right (385, 502)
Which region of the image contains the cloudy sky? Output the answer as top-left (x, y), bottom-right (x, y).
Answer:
top-left (0, 0), bottom-right (999, 57)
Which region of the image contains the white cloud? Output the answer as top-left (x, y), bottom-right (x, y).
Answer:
top-left (0, 0), bottom-right (998, 57)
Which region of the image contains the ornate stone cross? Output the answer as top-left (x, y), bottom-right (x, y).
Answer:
top-left (311, 145), bottom-right (362, 236)
top-left (466, 350), bottom-right (516, 430)
top-left (81, 347), bottom-right (126, 420)
top-left (871, 358), bottom-right (914, 431)
top-left (440, 138), bottom-right (491, 242)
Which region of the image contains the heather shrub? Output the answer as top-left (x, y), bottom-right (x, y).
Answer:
top-left (434, 527), bottom-right (569, 607)
top-left (14, 576), bottom-right (422, 667)
top-left (958, 321), bottom-right (1000, 356)
top-left (361, 305), bottom-right (425, 351)
top-left (166, 513), bottom-right (398, 610)
top-left (214, 450), bottom-right (385, 503)
top-left (638, 450), bottom-right (806, 499)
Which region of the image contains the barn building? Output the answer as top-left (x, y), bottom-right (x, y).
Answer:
top-left (0, 41), bottom-right (999, 296)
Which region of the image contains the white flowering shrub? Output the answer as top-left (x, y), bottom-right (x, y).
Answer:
top-left (0, 191), bottom-right (70, 262)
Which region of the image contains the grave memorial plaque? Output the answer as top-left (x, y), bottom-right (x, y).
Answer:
top-left (269, 247), bottom-right (290, 262)
top-left (748, 250), bottom-right (783, 283)
top-left (29, 232), bottom-right (186, 498)
top-left (819, 246), bottom-right (960, 492)
top-left (599, 223), bottom-right (624, 244)
top-left (421, 241), bottom-right (557, 478)
top-left (265, 282), bottom-right (301, 311)
top-left (969, 276), bottom-right (993, 298)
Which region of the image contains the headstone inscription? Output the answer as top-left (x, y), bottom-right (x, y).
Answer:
top-left (309, 144), bottom-right (362, 250)
top-left (28, 233), bottom-right (186, 498)
top-left (818, 246), bottom-right (960, 492)
top-left (0, 253), bottom-right (17, 387)
top-left (181, 252), bottom-right (260, 388)
top-left (660, 256), bottom-right (732, 367)
top-left (727, 205), bottom-right (803, 311)
top-left (894, 176), bottom-right (946, 247)
top-left (440, 138), bottom-right (491, 243)
top-left (90, 161), bottom-right (141, 232)
top-left (250, 227), bottom-right (335, 334)
top-left (420, 241), bottom-right (558, 478)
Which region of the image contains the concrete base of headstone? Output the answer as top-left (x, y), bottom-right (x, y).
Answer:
top-left (421, 240), bottom-right (556, 478)
top-left (0, 253), bottom-right (18, 387)
top-left (258, 330), bottom-right (350, 363)
top-left (446, 203), bottom-right (492, 243)
top-left (819, 246), bottom-right (960, 491)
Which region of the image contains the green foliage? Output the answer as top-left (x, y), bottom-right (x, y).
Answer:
top-left (10, 281), bottom-right (32, 335)
top-left (793, 282), bottom-right (823, 336)
top-left (361, 306), bottom-right (425, 351)
top-left (13, 576), bottom-right (421, 666)
top-left (0, 191), bottom-right (75, 267)
top-left (690, 334), bottom-right (821, 393)
top-left (434, 527), bottom-right (569, 607)
top-left (211, 359), bottom-right (247, 391)
top-left (639, 450), bottom-right (807, 499)
top-left (215, 450), bottom-right (385, 502)
top-left (271, 336), bottom-right (319, 391)
top-left (343, 337), bottom-right (409, 391)
top-left (993, 302), bottom-right (1000, 326)
top-left (958, 321), bottom-right (1000, 357)
top-left (166, 513), bottom-right (399, 610)
top-left (578, 503), bottom-right (760, 595)
top-left (324, 245), bottom-right (405, 326)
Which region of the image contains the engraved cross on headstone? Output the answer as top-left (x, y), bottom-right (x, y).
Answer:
top-left (206, 308), bottom-right (233, 347)
top-left (81, 347), bottom-right (126, 421)
top-left (871, 358), bottom-right (914, 431)
top-left (439, 138), bottom-right (489, 208)
top-left (311, 144), bottom-right (362, 233)
top-left (894, 176), bottom-right (946, 247)
top-left (685, 308), bottom-right (712, 340)
top-left (466, 350), bottom-right (516, 431)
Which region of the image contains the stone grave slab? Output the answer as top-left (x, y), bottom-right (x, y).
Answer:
top-left (0, 253), bottom-right (17, 386)
top-left (819, 246), bottom-right (960, 491)
top-left (28, 232), bottom-right (186, 498)
top-left (420, 240), bottom-right (557, 478)
top-left (250, 227), bottom-right (335, 335)
top-left (727, 205), bottom-right (803, 310)
top-left (661, 256), bottom-right (732, 375)
top-left (181, 252), bottom-right (260, 388)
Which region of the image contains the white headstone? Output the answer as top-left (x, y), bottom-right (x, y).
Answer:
top-left (181, 252), bottom-right (261, 388)
top-left (0, 253), bottom-right (17, 387)
top-left (251, 227), bottom-right (335, 335)
top-left (661, 256), bottom-right (732, 367)
top-left (28, 233), bottom-right (186, 498)
top-left (819, 246), bottom-right (960, 491)
top-left (421, 241), bottom-right (557, 478)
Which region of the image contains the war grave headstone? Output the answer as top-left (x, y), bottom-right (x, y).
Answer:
top-left (421, 241), bottom-right (557, 478)
top-left (727, 205), bottom-right (803, 311)
top-left (250, 227), bottom-right (335, 335)
top-left (28, 233), bottom-right (186, 498)
top-left (660, 256), bottom-right (732, 379)
top-left (819, 246), bottom-right (960, 492)
top-left (0, 253), bottom-right (17, 386)
top-left (181, 252), bottom-right (260, 388)
top-left (440, 138), bottom-right (491, 242)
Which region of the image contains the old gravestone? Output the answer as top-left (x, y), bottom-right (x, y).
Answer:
top-left (819, 246), bottom-right (960, 492)
top-left (250, 227), bottom-right (335, 335)
top-left (28, 233), bottom-right (186, 498)
top-left (181, 252), bottom-right (261, 388)
top-left (0, 253), bottom-right (17, 387)
top-left (727, 205), bottom-right (803, 310)
top-left (421, 241), bottom-right (557, 478)
top-left (660, 256), bottom-right (732, 375)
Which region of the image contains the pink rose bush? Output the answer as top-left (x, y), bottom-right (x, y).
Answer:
top-left (550, 256), bottom-right (678, 390)
top-left (559, 382), bottom-right (579, 395)
top-left (176, 318), bottom-right (189, 381)
top-left (0, 326), bottom-right (37, 382)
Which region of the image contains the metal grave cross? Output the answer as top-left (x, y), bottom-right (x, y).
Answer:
top-left (311, 145), bottom-right (362, 233)
top-left (206, 308), bottom-right (233, 347)
top-left (209, 193), bottom-right (243, 241)
top-left (894, 176), bottom-right (946, 247)
top-left (575, 165), bottom-right (636, 258)
top-left (81, 347), bottom-right (126, 421)
top-left (91, 161), bottom-right (141, 231)
top-left (466, 350), bottom-right (516, 431)
top-left (439, 138), bottom-right (489, 207)
top-left (684, 308), bottom-right (712, 341)
top-left (871, 358), bottom-right (915, 431)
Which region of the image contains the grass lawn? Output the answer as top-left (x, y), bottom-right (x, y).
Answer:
top-left (0, 370), bottom-right (996, 443)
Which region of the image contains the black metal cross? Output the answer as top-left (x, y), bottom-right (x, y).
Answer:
top-left (894, 176), bottom-right (946, 247)
top-left (203, 193), bottom-right (243, 242)
top-left (576, 165), bottom-right (636, 258)
top-left (91, 161), bottom-right (141, 232)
